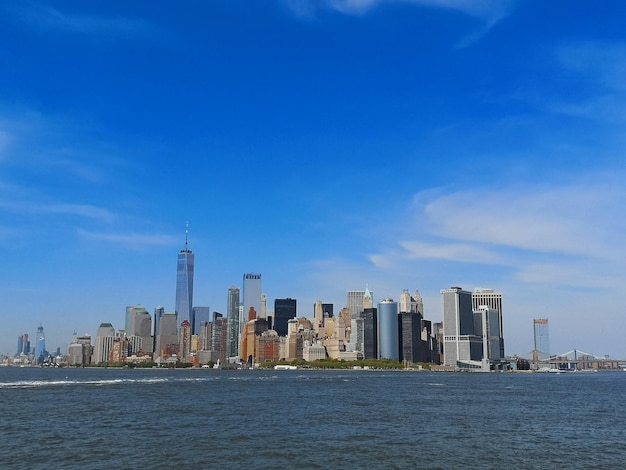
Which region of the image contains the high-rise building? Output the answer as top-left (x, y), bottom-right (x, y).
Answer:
top-left (472, 288), bottom-right (504, 357)
top-left (192, 306), bottom-right (211, 336)
top-left (322, 303), bottom-right (334, 318)
top-left (533, 318), bottom-right (550, 360)
top-left (274, 298), bottom-right (296, 337)
top-left (153, 306), bottom-right (164, 353)
top-left (17, 333), bottom-right (30, 356)
top-left (125, 305), bottom-right (153, 354)
top-left (347, 287), bottom-right (374, 322)
top-left (35, 325), bottom-right (46, 363)
top-left (473, 306), bottom-right (503, 361)
top-left (154, 311), bottom-right (178, 359)
top-left (179, 320), bottom-right (192, 362)
top-left (378, 299), bottom-right (399, 360)
top-left (441, 287), bottom-right (482, 366)
top-left (241, 274), bottom-right (262, 331)
top-left (175, 224), bottom-right (195, 328)
top-left (93, 323), bottom-right (116, 364)
top-left (360, 308), bottom-right (378, 360)
top-left (226, 286), bottom-right (241, 359)
top-left (399, 312), bottom-right (424, 363)
top-left (400, 289), bottom-right (424, 315)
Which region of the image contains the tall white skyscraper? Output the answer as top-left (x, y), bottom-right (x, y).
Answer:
top-left (175, 224), bottom-right (195, 327)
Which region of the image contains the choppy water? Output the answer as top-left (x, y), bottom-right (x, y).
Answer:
top-left (1, 368), bottom-right (625, 469)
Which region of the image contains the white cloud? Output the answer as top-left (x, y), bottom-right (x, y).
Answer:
top-left (286, 0), bottom-right (515, 24)
top-left (0, 199), bottom-right (115, 222)
top-left (77, 229), bottom-right (178, 249)
top-left (415, 183), bottom-right (626, 261)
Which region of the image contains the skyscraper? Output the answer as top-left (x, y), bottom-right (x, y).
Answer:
top-left (533, 318), bottom-right (550, 360)
top-left (226, 286), bottom-right (241, 359)
top-left (472, 288), bottom-right (504, 358)
top-left (125, 305), bottom-right (153, 353)
top-left (192, 306), bottom-right (211, 336)
top-left (274, 298), bottom-right (297, 336)
top-left (441, 287), bottom-right (482, 366)
top-left (378, 298), bottom-right (399, 360)
top-left (175, 223), bottom-right (195, 328)
top-left (241, 273), bottom-right (262, 332)
top-left (347, 287), bottom-right (374, 322)
top-left (35, 325), bottom-right (46, 363)
top-left (93, 323), bottom-right (116, 364)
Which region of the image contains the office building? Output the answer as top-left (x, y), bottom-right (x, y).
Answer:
top-left (378, 298), bottom-right (399, 360)
top-left (473, 306), bottom-right (503, 361)
top-left (226, 286), bottom-right (241, 359)
top-left (93, 323), bottom-right (116, 364)
top-left (153, 306), bottom-right (164, 353)
top-left (192, 306), bottom-right (211, 337)
top-left (533, 318), bottom-right (550, 360)
top-left (274, 298), bottom-right (296, 337)
top-left (175, 224), bottom-right (195, 327)
top-left (154, 311), bottom-right (178, 359)
top-left (360, 308), bottom-right (378, 360)
top-left (125, 305), bottom-right (153, 354)
top-left (441, 287), bottom-right (482, 367)
top-left (472, 288), bottom-right (505, 357)
top-left (179, 320), bottom-right (192, 362)
top-left (347, 287), bottom-right (374, 322)
top-left (35, 325), bottom-right (46, 363)
top-left (241, 274), bottom-right (262, 332)
top-left (400, 289), bottom-right (424, 315)
top-left (399, 312), bottom-right (423, 363)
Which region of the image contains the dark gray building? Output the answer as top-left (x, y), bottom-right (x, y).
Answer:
top-left (274, 298), bottom-right (296, 337)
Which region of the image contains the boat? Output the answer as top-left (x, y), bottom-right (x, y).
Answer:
top-left (274, 365), bottom-right (297, 370)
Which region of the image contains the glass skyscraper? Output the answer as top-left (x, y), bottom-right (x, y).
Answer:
top-left (175, 225), bottom-right (195, 328)
top-left (241, 273), bottom-right (262, 331)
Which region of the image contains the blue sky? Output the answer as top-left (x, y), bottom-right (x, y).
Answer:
top-left (1, 0), bottom-right (625, 358)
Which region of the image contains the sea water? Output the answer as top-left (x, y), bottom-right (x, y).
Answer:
top-left (1, 367), bottom-right (625, 469)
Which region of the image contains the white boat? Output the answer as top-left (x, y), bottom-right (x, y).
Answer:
top-left (274, 365), bottom-right (297, 370)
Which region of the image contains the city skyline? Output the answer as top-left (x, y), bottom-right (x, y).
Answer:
top-left (1, 1), bottom-right (626, 357)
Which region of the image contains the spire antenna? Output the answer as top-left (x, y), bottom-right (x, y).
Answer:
top-left (185, 222), bottom-right (189, 251)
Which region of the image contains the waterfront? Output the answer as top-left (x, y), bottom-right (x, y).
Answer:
top-left (1, 368), bottom-right (625, 469)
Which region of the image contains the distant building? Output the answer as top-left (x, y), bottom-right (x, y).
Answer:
top-left (274, 298), bottom-right (296, 336)
top-left (68, 334), bottom-right (93, 366)
top-left (378, 299), bottom-right (398, 360)
top-left (179, 320), bottom-right (192, 362)
top-left (93, 323), bottom-right (116, 364)
top-left (533, 318), bottom-right (550, 361)
top-left (226, 286), bottom-right (241, 359)
top-left (154, 312), bottom-right (178, 359)
top-left (192, 306), bottom-right (210, 337)
top-left (441, 287), bottom-right (482, 367)
top-left (175, 224), bottom-right (195, 328)
top-left (360, 308), bottom-right (378, 360)
top-left (473, 306), bottom-right (503, 361)
top-left (347, 287), bottom-right (373, 324)
top-left (35, 325), bottom-right (46, 363)
top-left (472, 288), bottom-right (504, 357)
top-left (399, 312), bottom-right (423, 363)
top-left (241, 274), bottom-right (262, 332)
top-left (125, 305), bottom-right (152, 354)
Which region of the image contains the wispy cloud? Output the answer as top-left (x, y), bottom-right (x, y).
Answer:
top-left (4, 2), bottom-right (158, 40)
top-left (0, 200), bottom-right (115, 222)
top-left (78, 229), bottom-right (178, 249)
top-left (365, 177), bottom-right (626, 293)
top-left (285, 0), bottom-right (515, 26)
